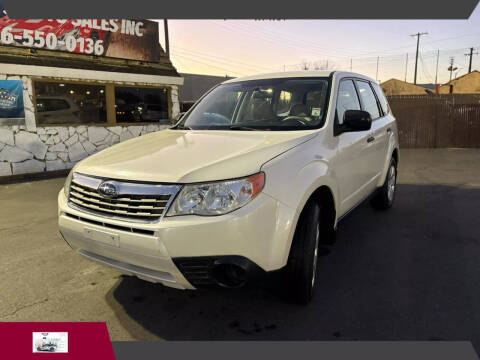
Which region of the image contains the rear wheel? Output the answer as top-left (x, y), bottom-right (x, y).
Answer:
top-left (371, 158), bottom-right (397, 210)
top-left (284, 201), bottom-right (321, 305)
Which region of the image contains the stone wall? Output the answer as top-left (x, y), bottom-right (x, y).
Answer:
top-left (0, 75), bottom-right (180, 177)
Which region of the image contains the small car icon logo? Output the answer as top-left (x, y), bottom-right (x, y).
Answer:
top-left (98, 181), bottom-right (118, 198)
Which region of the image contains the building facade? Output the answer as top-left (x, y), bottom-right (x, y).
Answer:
top-left (438, 71), bottom-right (480, 94)
top-left (380, 78), bottom-right (428, 96)
top-left (0, 19), bottom-right (183, 178)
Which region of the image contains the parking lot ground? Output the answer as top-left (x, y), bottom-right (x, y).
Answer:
top-left (1, 148), bottom-right (480, 345)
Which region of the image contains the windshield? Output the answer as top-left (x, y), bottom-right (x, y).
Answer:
top-left (177, 77), bottom-right (330, 131)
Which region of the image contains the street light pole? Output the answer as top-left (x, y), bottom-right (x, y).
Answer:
top-left (164, 19), bottom-right (170, 58)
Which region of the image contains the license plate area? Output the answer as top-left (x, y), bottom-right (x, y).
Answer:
top-left (84, 227), bottom-right (119, 247)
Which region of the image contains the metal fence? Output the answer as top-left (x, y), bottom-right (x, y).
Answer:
top-left (387, 94), bottom-right (480, 148)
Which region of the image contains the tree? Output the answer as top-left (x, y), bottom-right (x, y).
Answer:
top-left (296, 59), bottom-right (336, 70)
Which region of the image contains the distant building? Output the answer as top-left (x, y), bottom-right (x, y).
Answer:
top-left (179, 73), bottom-right (234, 103)
top-left (438, 70), bottom-right (480, 94)
top-left (380, 78), bottom-right (428, 96)
top-left (418, 83), bottom-right (436, 90)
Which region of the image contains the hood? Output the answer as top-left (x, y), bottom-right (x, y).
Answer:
top-left (75, 129), bottom-right (318, 183)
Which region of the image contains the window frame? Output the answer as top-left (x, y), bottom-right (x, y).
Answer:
top-left (32, 78), bottom-right (173, 127)
top-left (113, 84), bottom-right (172, 126)
top-left (354, 79), bottom-right (383, 121)
top-left (333, 77), bottom-right (362, 136)
top-left (370, 81), bottom-right (390, 116)
top-left (176, 75), bottom-right (334, 131)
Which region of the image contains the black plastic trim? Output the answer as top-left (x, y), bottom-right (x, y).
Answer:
top-left (173, 255), bottom-right (265, 288)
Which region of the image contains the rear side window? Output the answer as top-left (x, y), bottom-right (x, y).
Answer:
top-left (336, 80), bottom-right (361, 125)
top-left (355, 80), bottom-right (381, 120)
top-left (371, 82), bottom-right (390, 115)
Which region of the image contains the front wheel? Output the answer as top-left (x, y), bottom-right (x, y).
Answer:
top-left (284, 201), bottom-right (321, 305)
top-left (371, 158), bottom-right (397, 210)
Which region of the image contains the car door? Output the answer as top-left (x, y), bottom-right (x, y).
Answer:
top-left (370, 81), bottom-right (393, 172)
top-left (354, 80), bottom-right (384, 189)
top-left (334, 78), bottom-right (373, 216)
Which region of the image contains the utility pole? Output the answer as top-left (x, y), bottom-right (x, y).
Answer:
top-left (448, 57), bottom-right (458, 82)
top-left (435, 50), bottom-right (440, 85)
top-left (411, 32), bottom-right (428, 84)
top-left (163, 20), bottom-right (170, 57)
top-left (465, 47), bottom-right (478, 73)
top-left (404, 53), bottom-right (408, 82)
top-left (376, 56), bottom-right (379, 81)
top-left (350, 59), bottom-right (352, 72)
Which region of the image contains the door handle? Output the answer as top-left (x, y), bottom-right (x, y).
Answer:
top-left (386, 127), bottom-right (392, 133)
top-left (367, 136), bottom-right (375, 143)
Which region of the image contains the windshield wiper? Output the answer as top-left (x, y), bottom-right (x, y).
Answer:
top-left (229, 125), bottom-right (270, 131)
top-left (172, 124), bottom-right (192, 130)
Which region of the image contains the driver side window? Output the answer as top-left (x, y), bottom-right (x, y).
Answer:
top-left (336, 79), bottom-right (361, 125)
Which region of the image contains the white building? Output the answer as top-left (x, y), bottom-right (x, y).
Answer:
top-left (0, 19), bottom-right (183, 178)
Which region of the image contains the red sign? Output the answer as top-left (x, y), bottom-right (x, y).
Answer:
top-left (0, 18), bottom-right (161, 62)
top-left (0, 322), bottom-right (115, 360)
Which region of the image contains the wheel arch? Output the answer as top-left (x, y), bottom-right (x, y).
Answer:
top-left (282, 184), bottom-right (337, 266)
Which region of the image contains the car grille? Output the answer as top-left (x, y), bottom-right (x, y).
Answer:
top-left (68, 173), bottom-right (181, 222)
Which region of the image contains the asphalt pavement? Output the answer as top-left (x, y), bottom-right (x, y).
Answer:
top-left (1, 148), bottom-right (479, 347)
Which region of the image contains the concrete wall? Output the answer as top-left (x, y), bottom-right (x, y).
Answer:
top-left (0, 73), bottom-right (181, 177)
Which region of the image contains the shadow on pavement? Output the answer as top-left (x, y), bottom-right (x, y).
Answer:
top-left (106, 184), bottom-right (480, 344)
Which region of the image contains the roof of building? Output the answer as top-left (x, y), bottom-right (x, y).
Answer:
top-left (380, 78), bottom-right (428, 95)
top-left (438, 70), bottom-right (480, 93)
top-left (418, 83), bottom-right (436, 89)
top-left (0, 45), bottom-right (181, 78)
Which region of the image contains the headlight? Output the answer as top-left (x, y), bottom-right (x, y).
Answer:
top-left (63, 168), bottom-right (74, 198)
top-left (167, 172), bottom-right (265, 216)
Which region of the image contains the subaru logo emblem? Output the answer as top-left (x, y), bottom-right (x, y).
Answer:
top-left (98, 181), bottom-right (118, 198)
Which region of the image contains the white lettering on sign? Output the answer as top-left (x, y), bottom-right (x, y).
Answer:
top-left (0, 27), bottom-right (106, 56)
top-left (0, 19), bottom-right (151, 60)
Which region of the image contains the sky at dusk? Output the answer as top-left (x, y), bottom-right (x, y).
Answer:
top-left (156, 5), bottom-right (480, 84)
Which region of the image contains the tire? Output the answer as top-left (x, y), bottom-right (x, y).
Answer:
top-left (284, 201), bottom-right (321, 305)
top-left (371, 158), bottom-right (397, 210)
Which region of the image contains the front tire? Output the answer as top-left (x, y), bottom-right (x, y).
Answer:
top-left (284, 201), bottom-right (321, 305)
top-left (371, 158), bottom-right (397, 210)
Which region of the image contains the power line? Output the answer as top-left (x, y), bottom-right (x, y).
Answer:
top-left (171, 47), bottom-right (271, 73)
top-left (172, 53), bottom-right (246, 76)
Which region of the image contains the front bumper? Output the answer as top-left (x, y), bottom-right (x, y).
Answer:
top-left (58, 188), bottom-right (295, 289)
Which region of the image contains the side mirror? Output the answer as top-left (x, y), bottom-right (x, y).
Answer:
top-left (342, 110), bottom-right (372, 132)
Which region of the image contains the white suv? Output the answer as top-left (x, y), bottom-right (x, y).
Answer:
top-left (58, 71), bottom-right (399, 304)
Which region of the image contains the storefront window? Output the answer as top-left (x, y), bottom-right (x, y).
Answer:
top-left (34, 82), bottom-right (107, 125)
top-left (115, 87), bottom-right (169, 123)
